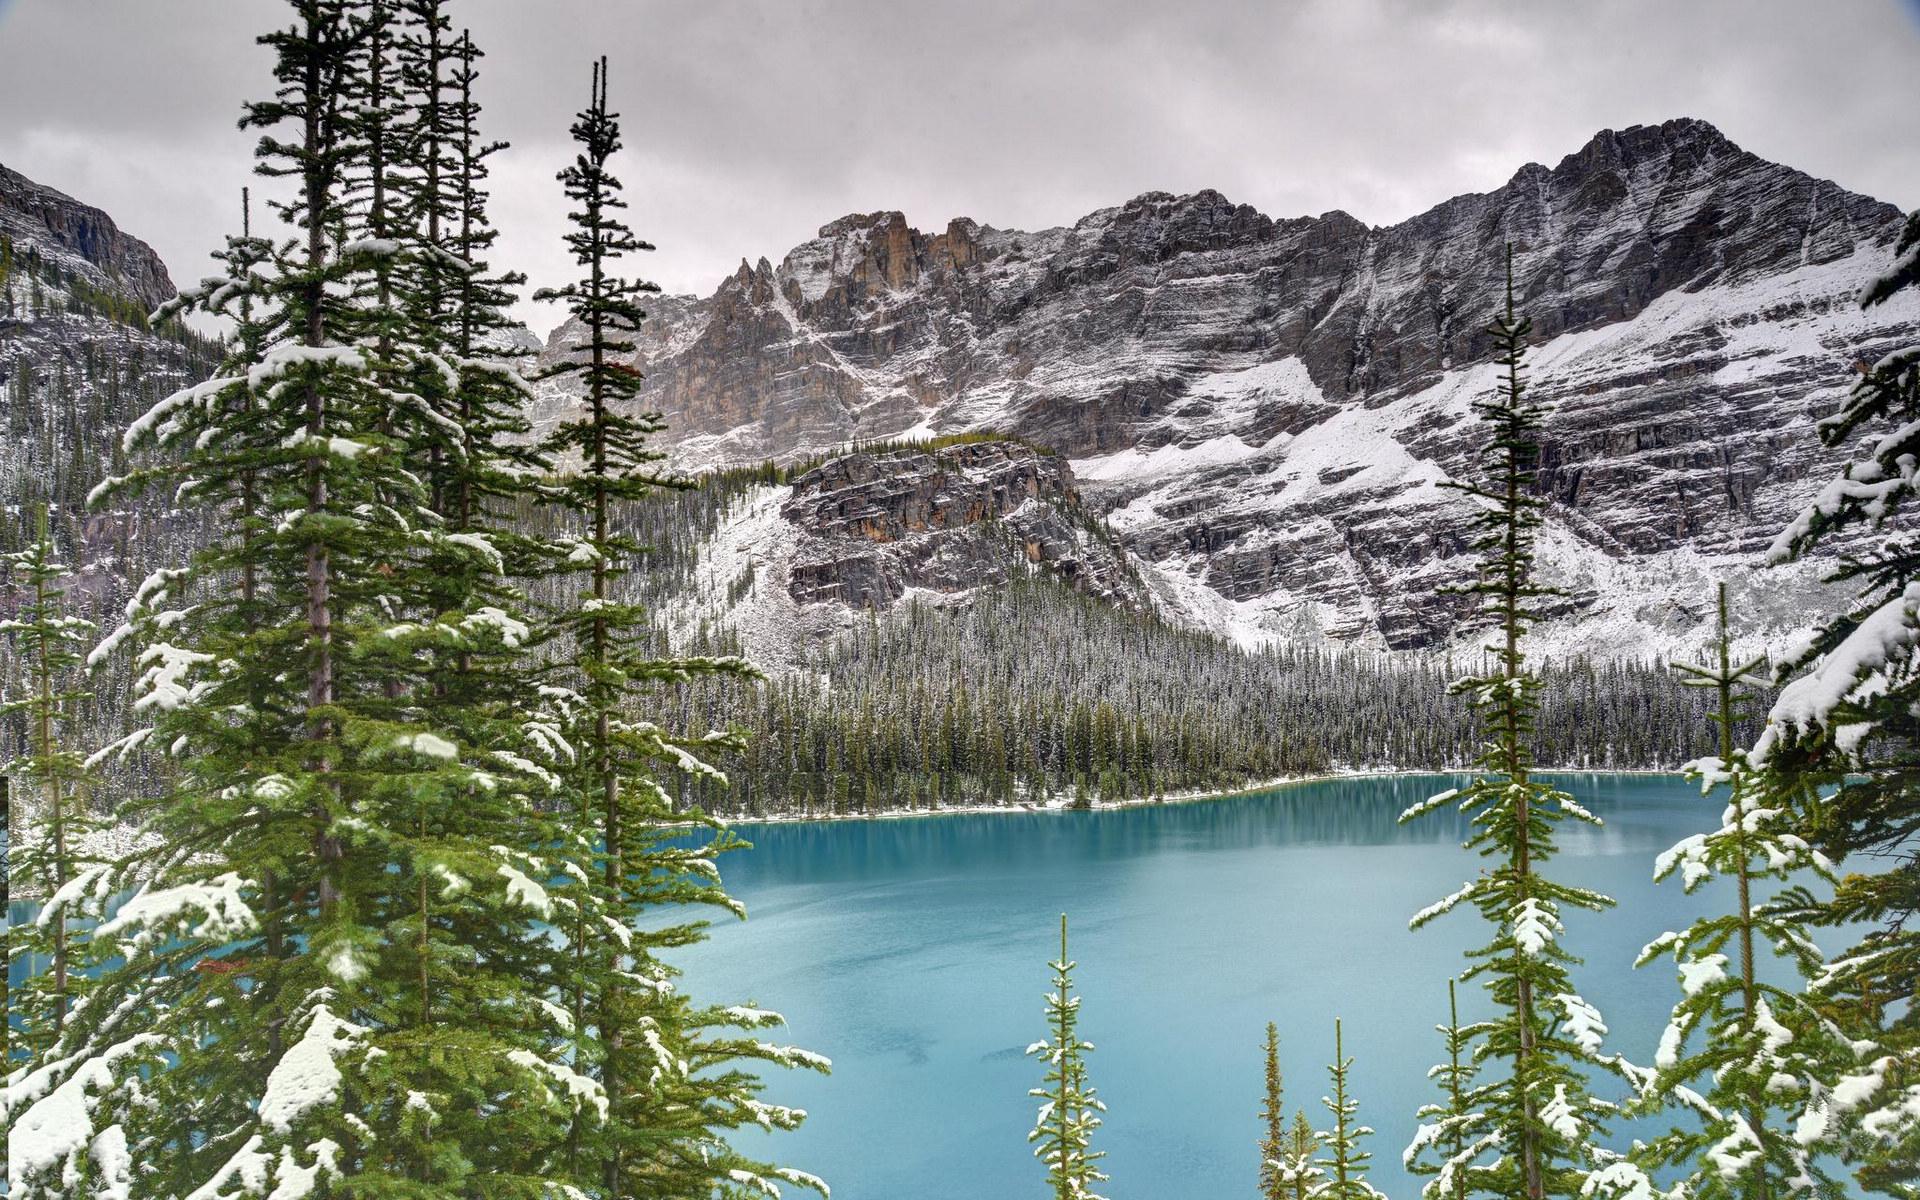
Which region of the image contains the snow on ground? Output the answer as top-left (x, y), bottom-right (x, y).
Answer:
top-left (654, 483), bottom-right (854, 672)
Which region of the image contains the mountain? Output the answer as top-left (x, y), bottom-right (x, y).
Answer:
top-left (0, 148), bottom-right (1784, 813)
top-left (0, 162), bottom-right (217, 575)
top-left (534, 118), bottom-right (1917, 658)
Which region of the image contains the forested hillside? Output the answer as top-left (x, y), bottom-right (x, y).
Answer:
top-left (661, 573), bottom-right (1750, 816)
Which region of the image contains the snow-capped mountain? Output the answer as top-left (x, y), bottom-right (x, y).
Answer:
top-left (535, 118), bottom-right (1917, 656)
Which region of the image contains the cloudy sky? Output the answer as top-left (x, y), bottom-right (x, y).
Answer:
top-left (3, 0), bottom-right (1917, 336)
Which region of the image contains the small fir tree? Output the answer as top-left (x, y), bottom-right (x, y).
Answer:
top-left (1312, 1019), bottom-right (1383, 1200)
top-left (1405, 979), bottom-right (1478, 1200)
top-left (1028, 913), bottom-right (1109, 1200)
top-left (1628, 581), bottom-right (1859, 1198)
top-left (1260, 1021), bottom-right (1288, 1200)
top-left (3, 508), bottom-right (101, 1059)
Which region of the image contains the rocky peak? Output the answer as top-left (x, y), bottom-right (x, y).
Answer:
top-left (0, 162), bottom-right (177, 311)
top-left (1092, 188), bottom-right (1276, 264)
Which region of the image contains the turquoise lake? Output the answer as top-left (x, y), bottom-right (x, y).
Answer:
top-left (679, 772), bottom-right (1737, 1200)
top-left (6, 773), bottom-right (1745, 1198)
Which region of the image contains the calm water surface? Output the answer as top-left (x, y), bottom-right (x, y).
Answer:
top-left (7, 773), bottom-right (1735, 1199)
top-left (683, 773), bottom-right (1735, 1200)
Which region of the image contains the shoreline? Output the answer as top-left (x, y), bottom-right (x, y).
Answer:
top-left (715, 764), bottom-right (1689, 831)
top-left (9, 766), bottom-right (1690, 901)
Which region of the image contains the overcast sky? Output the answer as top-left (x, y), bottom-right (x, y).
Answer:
top-left (3, 0), bottom-right (1917, 337)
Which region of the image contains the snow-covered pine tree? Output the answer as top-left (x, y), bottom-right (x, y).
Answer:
top-left (8, 4), bottom-right (599, 1196)
top-left (1623, 580), bottom-right (1860, 1197)
top-left (1405, 979), bottom-right (1477, 1200)
top-left (531, 55), bottom-right (826, 1198)
top-left (1312, 1019), bottom-right (1383, 1200)
top-left (1752, 205), bottom-right (1920, 1197)
top-left (3, 507), bottom-right (101, 1060)
top-left (1260, 1021), bottom-right (1288, 1200)
top-left (1028, 913), bottom-right (1109, 1200)
top-left (1398, 246), bottom-right (1623, 1199)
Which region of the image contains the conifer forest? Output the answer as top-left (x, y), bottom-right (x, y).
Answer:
top-left (2, 2), bottom-right (1918, 1198)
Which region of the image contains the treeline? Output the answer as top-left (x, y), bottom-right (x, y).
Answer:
top-left (656, 573), bottom-right (1753, 816)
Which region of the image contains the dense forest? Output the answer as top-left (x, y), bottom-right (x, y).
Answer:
top-left (665, 574), bottom-right (1746, 815)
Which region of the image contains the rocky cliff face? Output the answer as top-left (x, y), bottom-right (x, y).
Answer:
top-left (1, 163), bottom-right (178, 312)
top-left (537, 118), bottom-right (1917, 655)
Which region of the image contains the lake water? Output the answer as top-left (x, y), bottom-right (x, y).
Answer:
top-left (680, 773), bottom-right (1739, 1200)
top-left (7, 773), bottom-right (1742, 1198)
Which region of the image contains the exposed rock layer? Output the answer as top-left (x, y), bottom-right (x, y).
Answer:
top-left (781, 441), bottom-right (1140, 611)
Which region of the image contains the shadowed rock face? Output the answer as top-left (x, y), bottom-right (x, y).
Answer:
top-left (780, 441), bottom-right (1141, 612)
top-left (1, 164), bottom-right (178, 312)
top-left (557, 118), bottom-right (1913, 651)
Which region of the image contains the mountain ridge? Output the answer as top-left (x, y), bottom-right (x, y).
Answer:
top-left (529, 117), bottom-right (1915, 655)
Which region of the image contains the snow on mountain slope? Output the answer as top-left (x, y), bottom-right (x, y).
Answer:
top-left (535, 118), bottom-right (1915, 656)
top-left (656, 441), bottom-right (1144, 669)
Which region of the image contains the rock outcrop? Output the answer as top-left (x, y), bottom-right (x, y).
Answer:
top-left (780, 440), bottom-right (1140, 610)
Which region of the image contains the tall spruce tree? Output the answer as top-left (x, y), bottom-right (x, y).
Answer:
top-left (1260, 1021), bottom-right (1289, 1200)
top-left (1028, 913), bottom-right (1109, 1200)
top-left (8, 4), bottom-right (598, 1197)
top-left (1752, 206), bottom-right (1920, 1196)
top-left (532, 55), bottom-right (827, 1198)
top-left (1399, 247), bottom-right (1625, 1199)
top-left (1626, 581), bottom-right (1859, 1198)
top-left (3, 508), bottom-right (101, 1061)
top-left (1313, 1019), bottom-right (1383, 1200)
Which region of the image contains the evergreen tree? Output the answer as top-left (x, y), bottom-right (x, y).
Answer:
top-left (1260, 1021), bottom-right (1288, 1200)
top-left (10, 4), bottom-right (593, 1196)
top-left (1028, 913), bottom-right (1109, 1200)
top-left (1751, 205), bottom-right (1920, 1196)
top-left (1627, 581), bottom-right (1859, 1198)
top-left (1406, 979), bottom-right (1478, 1200)
top-left (1281, 1112), bottom-right (1321, 1200)
top-left (3, 507), bottom-right (101, 1060)
top-left (532, 55), bottom-right (826, 1198)
top-left (1399, 247), bottom-right (1624, 1199)
top-left (1312, 1019), bottom-right (1383, 1200)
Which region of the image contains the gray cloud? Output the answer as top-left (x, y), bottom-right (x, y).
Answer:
top-left (3, 0), bottom-right (1916, 336)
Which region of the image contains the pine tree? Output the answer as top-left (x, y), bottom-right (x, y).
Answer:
top-left (531, 55), bottom-right (826, 1198)
top-left (1406, 979), bottom-right (1478, 1200)
top-left (1619, 581), bottom-right (1860, 1198)
top-left (1399, 246), bottom-right (1624, 1199)
top-left (1028, 913), bottom-right (1109, 1200)
top-left (1751, 205), bottom-right (1920, 1196)
top-left (10, 4), bottom-right (595, 1196)
top-left (1312, 1019), bottom-right (1383, 1200)
top-left (3, 507), bottom-right (101, 1061)
top-left (1260, 1021), bottom-right (1288, 1200)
